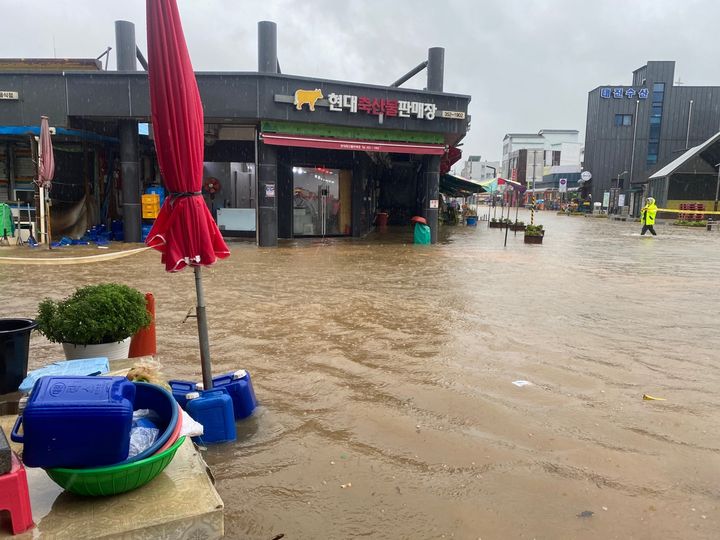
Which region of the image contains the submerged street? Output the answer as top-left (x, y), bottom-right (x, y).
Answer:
top-left (4, 211), bottom-right (720, 539)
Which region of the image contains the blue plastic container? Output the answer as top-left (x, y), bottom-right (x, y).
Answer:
top-left (11, 376), bottom-right (135, 468)
top-left (466, 216), bottom-right (478, 226)
top-left (212, 370), bottom-right (257, 420)
top-left (111, 220), bottom-right (124, 241)
top-left (145, 186), bottom-right (166, 207)
top-left (141, 223), bottom-right (153, 242)
top-left (170, 370), bottom-right (258, 419)
top-left (185, 388), bottom-right (237, 444)
top-left (168, 379), bottom-right (203, 408)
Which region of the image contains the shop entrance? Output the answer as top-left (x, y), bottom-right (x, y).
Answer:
top-left (293, 167), bottom-right (351, 236)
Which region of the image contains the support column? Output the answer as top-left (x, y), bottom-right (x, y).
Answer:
top-left (258, 22), bottom-right (278, 74)
top-left (115, 21), bottom-right (137, 71)
top-left (116, 20), bottom-right (140, 241)
top-left (276, 149), bottom-right (293, 239)
top-left (422, 155), bottom-right (441, 244)
top-left (257, 141), bottom-right (278, 247)
top-left (352, 156), bottom-right (367, 237)
top-left (119, 120), bottom-right (141, 242)
top-left (427, 47), bottom-right (445, 92)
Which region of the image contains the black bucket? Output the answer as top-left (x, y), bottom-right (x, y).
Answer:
top-left (0, 318), bottom-right (38, 395)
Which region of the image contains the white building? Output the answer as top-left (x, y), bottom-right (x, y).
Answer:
top-left (460, 156), bottom-right (500, 182)
top-left (502, 129), bottom-right (582, 179)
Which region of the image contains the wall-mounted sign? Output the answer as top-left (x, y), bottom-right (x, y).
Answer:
top-left (580, 171), bottom-right (592, 182)
top-left (265, 184), bottom-right (275, 198)
top-left (0, 91), bottom-right (19, 100)
top-left (441, 110), bottom-right (466, 119)
top-left (429, 199), bottom-right (439, 209)
top-left (294, 89), bottom-right (323, 111)
top-left (600, 87), bottom-right (649, 100)
top-left (328, 92), bottom-right (437, 120)
top-left (276, 90), bottom-right (465, 124)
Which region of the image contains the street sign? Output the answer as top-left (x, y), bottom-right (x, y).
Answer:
top-left (581, 171), bottom-right (592, 182)
top-left (558, 178), bottom-right (568, 193)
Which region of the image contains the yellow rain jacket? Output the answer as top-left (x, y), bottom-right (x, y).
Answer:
top-left (641, 200), bottom-right (658, 225)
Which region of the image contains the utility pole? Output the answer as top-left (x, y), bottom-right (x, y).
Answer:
top-left (530, 150), bottom-right (537, 225)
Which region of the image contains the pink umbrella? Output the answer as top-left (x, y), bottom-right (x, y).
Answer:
top-left (36, 116), bottom-right (55, 247)
top-left (38, 116), bottom-right (55, 188)
top-left (145, 0), bottom-right (230, 388)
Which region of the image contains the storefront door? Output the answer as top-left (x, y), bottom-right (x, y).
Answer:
top-left (293, 167), bottom-right (351, 236)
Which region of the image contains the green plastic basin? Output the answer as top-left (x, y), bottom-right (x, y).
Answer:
top-left (44, 436), bottom-right (186, 496)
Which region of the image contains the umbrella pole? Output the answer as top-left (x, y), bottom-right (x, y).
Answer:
top-left (194, 266), bottom-right (214, 390)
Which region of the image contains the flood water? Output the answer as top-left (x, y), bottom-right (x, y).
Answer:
top-left (5, 210), bottom-right (720, 539)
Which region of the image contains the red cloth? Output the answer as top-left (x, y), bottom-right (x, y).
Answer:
top-left (145, 0), bottom-right (229, 272)
top-left (38, 116), bottom-right (55, 188)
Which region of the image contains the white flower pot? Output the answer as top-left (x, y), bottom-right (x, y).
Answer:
top-left (62, 337), bottom-right (132, 361)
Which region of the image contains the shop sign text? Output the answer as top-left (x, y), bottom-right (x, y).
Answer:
top-left (328, 92), bottom-right (437, 120)
top-left (0, 91), bottom-right (19, 100)
top-left (600, 87), bottom-right (649, 100)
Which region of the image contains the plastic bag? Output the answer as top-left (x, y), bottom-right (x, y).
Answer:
top-left (128, 409), bottom-right (160, 458)
top-left (180, 409), bottom-right (204, 437)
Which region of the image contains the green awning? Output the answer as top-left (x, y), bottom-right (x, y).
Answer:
top-left (440, 174), bottom-right (487, 197)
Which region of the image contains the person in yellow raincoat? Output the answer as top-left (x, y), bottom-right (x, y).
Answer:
top-left (641, 197), bottom-right (658, 236)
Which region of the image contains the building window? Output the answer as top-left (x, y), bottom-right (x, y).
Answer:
top-left (614, 114), bottom-right (633, 127)
top-left (552, 150), bottom-right (561, 166)
top-left (647, 82), bottom-right (665, 165)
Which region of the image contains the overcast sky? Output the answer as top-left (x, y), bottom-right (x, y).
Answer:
top-left (2, 0), bottom-right (719, 162)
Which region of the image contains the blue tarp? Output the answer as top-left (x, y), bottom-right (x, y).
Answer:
top-left (19, 357), bottom-right (110, 393)
top-left (0, 126), bottom-right (118, 143)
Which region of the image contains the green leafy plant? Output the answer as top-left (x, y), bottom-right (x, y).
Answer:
top-left (37, 284), bottom-right (151, 345)
top-left (490, 218), bottom-right (498, 223)
top-left (524, 224), bottom-right (544, 237)
top-left (673, 220), bottom-right (707, 227)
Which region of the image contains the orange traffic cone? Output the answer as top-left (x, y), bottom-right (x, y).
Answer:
top-left (129, 292), bottom-right (157, 358)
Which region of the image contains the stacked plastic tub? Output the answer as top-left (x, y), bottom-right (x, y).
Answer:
top-left (11, 376), bottom-right (185, 496)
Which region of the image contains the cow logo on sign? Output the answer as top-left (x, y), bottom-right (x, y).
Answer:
top-left (294, 89), bottom-right (324, 111)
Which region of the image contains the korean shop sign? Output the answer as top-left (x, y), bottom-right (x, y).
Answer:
top-left (600, 87), bottom-right (649, 99)
top-left (277, 89), bottom-right (466, 124)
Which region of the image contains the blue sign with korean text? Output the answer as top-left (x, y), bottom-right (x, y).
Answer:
top-left (600, 87), bottom-right (648, 100)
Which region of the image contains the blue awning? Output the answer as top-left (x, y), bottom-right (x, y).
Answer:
top-left (0, 125), bottom-right (118, 143)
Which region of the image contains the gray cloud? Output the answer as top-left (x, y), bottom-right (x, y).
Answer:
top-left (2, 0), bottom-right (719, 161)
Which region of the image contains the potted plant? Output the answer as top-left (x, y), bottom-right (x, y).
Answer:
top-left (524, 224), bottom-right (545, 244)
top-left (37, 283), bottom-right (151, 360)
top-left (511, 220), bottom-right (526, 232)
top-left (489, 218), bottom-right (501, 228)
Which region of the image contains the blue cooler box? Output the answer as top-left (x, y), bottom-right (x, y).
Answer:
top-left (11, 376), bottom-right (135, 468)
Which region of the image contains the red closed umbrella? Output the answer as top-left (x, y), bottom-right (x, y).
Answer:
top-left (146, 0), bottom-right (230, 388)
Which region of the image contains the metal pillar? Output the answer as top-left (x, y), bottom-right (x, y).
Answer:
top-left (114, 21), bottom-right (137, 71)
top-left (258, 21), bottom-right (278, 73)
top-left (119, 120), bottom-right (141, 242)
top-left (427, 47), bottom-right (445, 92)
top-left (422, 155), bottom-right (441, 243)
top-left (257, 141), bottom-right (278, 247)
top-left (115, 21), bottom-right (141, 241)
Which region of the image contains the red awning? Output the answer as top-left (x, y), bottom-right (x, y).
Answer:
top-left (261, 133), bottom-right (446, 155)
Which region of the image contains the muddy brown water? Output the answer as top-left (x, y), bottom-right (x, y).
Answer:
top-left (3, 211), bottom-right (720, 539)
